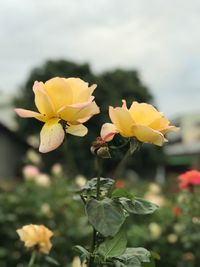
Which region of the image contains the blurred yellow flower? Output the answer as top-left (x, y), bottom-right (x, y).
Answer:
top-left (15, 77), bottom-right (100, 153)
top-left (17, 224), bottom-right (53, 254)
top-left (72, 256), bottom-right (87, 267)
top-left (101, 100), bottom-right (178, 146)
top-left (149, 222), bottom-right (162, 239)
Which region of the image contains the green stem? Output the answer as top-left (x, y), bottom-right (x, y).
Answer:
top-left (88, 157), bottom-right (102, 267)
top-left (96, 157), bottom-right (101, 200)
top-left (114, 148), bottom-right (131, 179)
top-left (28, 250), bottom-right (37, 267)
top-left (108, 142), bottom-right (140, 197)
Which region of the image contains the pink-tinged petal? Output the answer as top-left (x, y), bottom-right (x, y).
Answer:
top-left (100, 123), bottom-right (118, 142)
top-left (109, 106), bottom-right (134, 137)
top-left (39, 118), bottom-right (65, 153)
top-left (148, 116), bottom-right (169, 130)
top-left (15, 108), bottom-right (47, 122)
top-left (160, 126), bottom-right (179, 135)
top-left (67, 96), bottom-right (94, 108)
top-left (66, 124), bottom-right (88, 136)
top-left (131, 124), bottom-right (165, 146)
top-left (88, 84), bottom-right (97, 95)
top-left (149, 116), bottom-right (179, 134)
top-left (58, 101), bottom-right (100, 123)
top-left (77, 116), bottom-right (92, 124)
top-left (33, 81), bottom-right (55, 117)
top-left (122, 99), bottom-right (127, 108)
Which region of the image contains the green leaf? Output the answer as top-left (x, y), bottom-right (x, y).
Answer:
top-left (73, 245), bottom-right (90, 260)
top-left (112, 189), bottom-right (133, 199)
top-left (86, 198), bottom-right (127, 237)
top-left (114, 260), bottom-right (127, 267)
top-left (117, 248), bottom-right (150, 262)
top-left (45, 256), bottom-right (60, 266)
top-left (97, 230), bottom-right (127, 258)
top-left (78, 177), bottom-right (114, 196)
top-left (142, 251), bottom-right (160, 267)
top-left (114, 247), bottom-right (151, 267)
top-left (119, 197), bottom-right (159, 215)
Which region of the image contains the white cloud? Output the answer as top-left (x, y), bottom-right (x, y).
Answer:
top-left (0, 0), bottom-right (200, 116)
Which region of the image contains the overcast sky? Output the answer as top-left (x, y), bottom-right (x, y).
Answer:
top-left (0, 0), bottom-right (200, 117)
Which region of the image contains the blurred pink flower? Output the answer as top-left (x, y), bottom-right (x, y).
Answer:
top-left (23, 165), bottom-right (39, 180)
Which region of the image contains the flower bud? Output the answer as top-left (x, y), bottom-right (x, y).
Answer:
top-left (91, 137), bottom-right (111, 159)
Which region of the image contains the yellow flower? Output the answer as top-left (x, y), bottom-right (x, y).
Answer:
top-left (101, 100), bottom-right (178, 146)
top-left (16, 224), bottom-right (53, 254)
top-left (15, 77), bottom-right (100, 153)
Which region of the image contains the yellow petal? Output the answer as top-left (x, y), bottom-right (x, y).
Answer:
top-left (33, 81), bottom-right (55, 117)
top-left (129, 102), bottom-right (162, 125)
top-left (44, 77), bottom-right (73, 111)
top-left (58, 101), bottom-right (100, 123)
top-left (160, 125), bottom-right (179, 135)
top-left (39, 118), bottom-right (65, 153)
top-left (15, 108), bottom-right (47, 122)
top-left (109, 106), bottom-right (134, 137)
top-left (148, 116), bottom-right (169, 130)
top-left (100, 123), bottom-right (118, 141)
top-left (149, 117), bottom-right (179, 134)
top-left (132, 124), bottom-right (165, 146)
top-left (64, 78), bottom-right (97, 104)
top-left (66, 124), bottom-right (88, 136)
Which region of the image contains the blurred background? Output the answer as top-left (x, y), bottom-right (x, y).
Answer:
top-left (0, 0), bottom-right (200, 266)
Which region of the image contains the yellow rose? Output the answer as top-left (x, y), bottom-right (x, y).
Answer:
top-left (101, 100), bottom-right (178, 146)
top-left (17, 224), bottom-right (53, 254)
top-left (15, 77), bottom-right (100, 153)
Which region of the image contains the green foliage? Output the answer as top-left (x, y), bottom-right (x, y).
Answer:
top-left (86, 198), bottom-right (127, 237)
top-left (79, 177), bottom-right (114, 198)
top-left (113, 247), bottom-right (151, 267)
top-left (0, 176), bottom-right (91, 267)
top-left (119, 198), bottom-right (159, 215)
top-left (97, 230), bottom-right (127, 259)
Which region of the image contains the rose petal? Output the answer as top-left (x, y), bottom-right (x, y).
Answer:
top-left (58, 101), bottom-right (99, 123)
top-left (64, 78), bottom-right (97, 104)
top-left (109, 106), bottom-right (134, 137)
top-left (67, 96), bottom-right (94, 108)
top-left (66, 124), bottom-right (88, 136)
top-left (132, 124), bottom-right (165, 146)
top-left (39, 118), bottom-right (65, 153)
top-left (33, 81), bottom-right (55, 117)
top-left (100, 123), bottom-right (118, 142)
top-left (44, 77), bottom-right (73, 111)
top-left (15, 108), bottom-right (47, 122)
top-left (129, 102), bottom-right (162, 125)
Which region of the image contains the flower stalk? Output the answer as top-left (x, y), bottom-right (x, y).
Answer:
top-left (28, 250), bottom-right (37, 267)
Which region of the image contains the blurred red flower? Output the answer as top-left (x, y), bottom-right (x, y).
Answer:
top-left (172, 206), bottom-right (182, 217)
top-left (115, 179), bottom-right (125, 188)
top-left (178, 170), bottom-right (200, 190)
